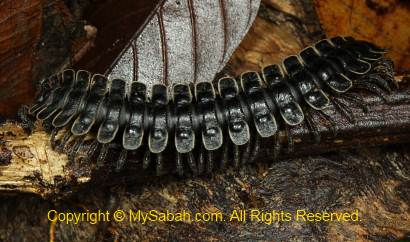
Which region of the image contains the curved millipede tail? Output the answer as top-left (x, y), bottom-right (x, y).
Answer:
top-left (30, 36), bottom-right (397, 176)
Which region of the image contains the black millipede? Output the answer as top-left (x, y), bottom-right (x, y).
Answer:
top-left (28, 36), bottom-right (397, 176)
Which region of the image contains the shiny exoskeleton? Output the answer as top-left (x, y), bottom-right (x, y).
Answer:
top-left (29, 36), bottom-right (397, 176)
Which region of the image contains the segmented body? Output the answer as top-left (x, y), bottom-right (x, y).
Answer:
top-left (29, 36), bottom-right (396, 176)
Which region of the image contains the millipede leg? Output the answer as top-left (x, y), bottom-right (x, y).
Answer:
top-left (284, 125), bottom-right (294, 153)
top-left (383, 70), bottom-right (397, 90)
top-left (97, 143), bottom-right (109, 167)
top-left (115, 149), bottom-right (127, 172)
top-left (317, 109), bottom-right (338, 137)
top-left (206, 150), bottom-right (214, 173)
top-left (56, 130), bottom-right (72, 152)
top-left (187, 152), bottom-right (198, 176)
top-left (84, 139), bottom-right (99, 163)
top-left (249, 135), bottom-right (260, 163)
top-left (304, 110), bottom-right (321, 144)
top-left (354, 82), bottom-right (387, 101)
top-left (17, 105), bottom-right (34, 134)
top-left (233, 144), bottom-right (240, 169)
top-left (50, 128), bottom-right (60, 149)
top-left (68, 136), bottom-right (85, 162)
top-left (41, 118), bottom-right (54, 133)
top-left (241, 140), bottom-right (252, 165)
top-left (368, 74), bottom-right (392, 93)
top-left (155, 153), bottom-right (164, 176)
top-left (198, 148), bottom-right (205, 175)
top-left (221, 139), bottom-right (229, 169)
top-left (176, 152), bottom-right (184, 176)
top-left (342, 93), bottom-right (369, 112)
top-left (273, 134), bottom-right (281, 160)
top-left (332, 98), bottom-right (355, 123)
top-left (143, 150), bottom-right (151, 170)
top-left (126, 150), bottom-right (140, 164)
top-left (372, 59), bottom-right (397, 89)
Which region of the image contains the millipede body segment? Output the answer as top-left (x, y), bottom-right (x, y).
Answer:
top-left (29, 36), bottom-right (397, 176)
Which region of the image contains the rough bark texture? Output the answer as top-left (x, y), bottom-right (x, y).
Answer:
top-left (0, 0), bottom-right (41, 117)
top-left (0, 0), bottom-right (409, 242)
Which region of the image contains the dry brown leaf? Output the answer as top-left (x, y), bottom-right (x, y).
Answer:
top-left (228, 16), bottom-right (304, 76)
top-left (313, 0), bottom-right (410, 74)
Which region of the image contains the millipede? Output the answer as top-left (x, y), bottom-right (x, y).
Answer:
top-left (28, 36), bottom-right (397, 176)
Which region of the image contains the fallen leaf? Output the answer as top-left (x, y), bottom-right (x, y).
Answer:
top-left (313, 0), bottom-right (410, 74)
top-left (104, 0), bottom-right (261, 93)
